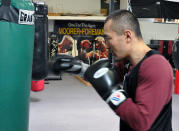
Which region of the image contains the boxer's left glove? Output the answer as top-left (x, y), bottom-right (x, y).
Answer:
top-left (53, 54), bottom-right (89, 76)
top-left (84, 58), bottom-right (128, 110)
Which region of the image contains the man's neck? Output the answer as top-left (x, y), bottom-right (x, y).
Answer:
top-left (128, 41), bottom-right (151, 66)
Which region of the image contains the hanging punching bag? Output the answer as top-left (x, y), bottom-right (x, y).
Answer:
top-left (32, 2), bottom-right (48, 80)
top-left (0, 0), bottom-right (34, 131)
top-left (172, 36), bottom-right (179, 70)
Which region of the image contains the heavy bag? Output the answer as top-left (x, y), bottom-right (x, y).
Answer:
top-left (0, 0), bottom-right (34, 131)
top-left (32, 2), bottom-right (48, 80)
top-left (172, 36), bottom-right (179, 70)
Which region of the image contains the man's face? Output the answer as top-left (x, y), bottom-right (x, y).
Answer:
top-left (104, 20), bottom-right (130, 60)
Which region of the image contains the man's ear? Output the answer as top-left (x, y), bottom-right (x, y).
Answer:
top-left (124, 30), bottom-right (132, 43)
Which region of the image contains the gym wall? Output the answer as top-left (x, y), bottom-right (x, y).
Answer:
top-left (32, 0), bottom-right (101, 15)
top-left (139, 20), bottom-right (178, 44)
top-left (48, 19), bottom-right (178, 45)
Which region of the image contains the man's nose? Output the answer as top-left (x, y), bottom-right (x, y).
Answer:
top-left (105, 43), bottom-right (110, 50)
top-left (104, 41), bottom-right (109, 48)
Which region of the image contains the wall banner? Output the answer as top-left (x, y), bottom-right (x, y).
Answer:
top-left (51, 20), bottom-right (108, 64)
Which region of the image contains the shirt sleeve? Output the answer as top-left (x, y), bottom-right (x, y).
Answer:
top-left (115, 55), bottom-right (173, 131)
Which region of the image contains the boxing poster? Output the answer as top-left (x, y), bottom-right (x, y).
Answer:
top-left (53, 20), bottom-right (108, 64)
top-left (48, 32), bottom-right (59, 60)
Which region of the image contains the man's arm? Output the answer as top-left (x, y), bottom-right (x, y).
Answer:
top-left (115, 55), bottom-right (173, 130)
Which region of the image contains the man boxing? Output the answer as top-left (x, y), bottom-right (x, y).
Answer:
top-left (97, 9), bottom-right (173, 131)
top-left (53, 9), bottom-right (173, 131)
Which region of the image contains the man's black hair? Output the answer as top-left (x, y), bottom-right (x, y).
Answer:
top-left (105, 9), bottom-right (142, 39)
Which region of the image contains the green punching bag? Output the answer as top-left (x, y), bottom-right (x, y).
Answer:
top-left (0, 0), bottom-right (34, 131)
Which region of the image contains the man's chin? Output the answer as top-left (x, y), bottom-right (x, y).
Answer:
top-left (114, 55), bottom-right (124, 61)
top-left (115, 57), bottom-right (121, 61)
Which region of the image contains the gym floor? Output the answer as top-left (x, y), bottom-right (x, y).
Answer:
top-left (29, 73), bottom-right (179, 131)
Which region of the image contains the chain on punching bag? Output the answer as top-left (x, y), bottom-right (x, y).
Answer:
top-left (32, 2), bottom-right (48, 81)
top-left (0, 0), bottom-right (34, 130)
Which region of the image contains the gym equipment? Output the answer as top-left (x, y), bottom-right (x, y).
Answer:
top-left (149, 40), bottom-right (160, 50)
top-left (84, 58), bottom-right (127, 109)
top-left (0, 0), bottom-right (34, 130)
top-left (32, 2), bottom-right (48, 80)
top-left (53, 54), bottom-right (89, 77)
top-left (172, 36), bottom-right (179, 70)
top-left (172, 36), bottom-right (179, 95)
top-left (46, 33), bottom-right (62, 80)
top-left (31, 80), bottom-right (44, 92)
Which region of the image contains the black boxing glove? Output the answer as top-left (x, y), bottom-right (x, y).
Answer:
top-left (53, 54), bottom-right (89, 76)
top-left (84, 58), bottom-right (127, 110)
top-left (106, 85), bottom-right (127, 110)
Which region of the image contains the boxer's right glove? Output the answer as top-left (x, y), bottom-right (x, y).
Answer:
top-left (84, 58), bottom-right (128, 110)
top-left (106, 85), bottom-right (128, 110)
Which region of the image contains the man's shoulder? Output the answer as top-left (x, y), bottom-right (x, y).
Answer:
top-left (139, 54), bottom-right (173, 76)
top-left (143, 54), bottom-right (170, 67)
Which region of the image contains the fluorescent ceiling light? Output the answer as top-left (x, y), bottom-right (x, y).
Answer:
top-left (164, 0), bottom-right (179, 2)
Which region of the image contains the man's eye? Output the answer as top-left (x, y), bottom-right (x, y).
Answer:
top-left (104, 37), bottom-right (111, 41)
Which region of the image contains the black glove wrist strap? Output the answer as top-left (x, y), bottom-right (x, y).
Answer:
top-left (106, 89), bottom-right (127, 110)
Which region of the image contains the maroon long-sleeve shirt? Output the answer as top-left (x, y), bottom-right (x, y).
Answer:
top-left (115, 54), bottom-right (173, 131)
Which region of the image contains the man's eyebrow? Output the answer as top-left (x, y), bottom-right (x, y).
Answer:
top-left (103, 34), bottom-right (109, 38)
top-left (103, 34), bottom-right (107, 37)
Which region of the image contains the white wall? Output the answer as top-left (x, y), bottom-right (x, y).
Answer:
top-left (48, 19), bottom-right (178, 43)
top-left (34, 0), bottom-right (101, 15)
top-left (139, 20), bottom-right (178, 44)
top-left (38, 0), bottom-right (178, 42)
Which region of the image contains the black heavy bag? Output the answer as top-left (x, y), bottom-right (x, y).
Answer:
top-left (172, 36), bottom-right (179, 70)
top-left (32, 2), bottom-right (48, 80)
